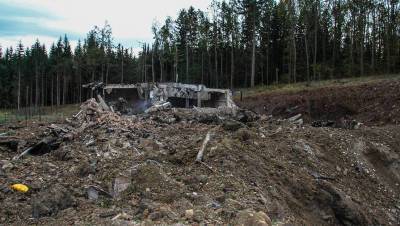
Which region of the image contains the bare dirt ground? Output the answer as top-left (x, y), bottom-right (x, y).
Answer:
top-left (0, 79), bottom-right (400, 225)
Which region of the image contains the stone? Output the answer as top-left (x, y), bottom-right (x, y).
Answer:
top-left (31, 185), bottom-right (75, 218)
top-left (149, 211), bottom-right (164, 220)
top-left (76, 161), bottom-right (96, 177)
top-left (112, 176), bottom-right (131, 197)
top-left (235, 128), bottom-right (254, 141)
top-left (318, 181), bottom-right (370, 226)
top-left (1, 160), bottom-right (13, 170)
top-left (222, 120), bottom-right (243, 131)
top-left (52, 147), bottom-right (72, 161)
top-left (235, 209), bottom-right (272, 226)
top-left (185, 209), bottom-right (194, 219)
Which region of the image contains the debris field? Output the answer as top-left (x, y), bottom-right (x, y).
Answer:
top-left (1, 80), bottom-right (400, 225)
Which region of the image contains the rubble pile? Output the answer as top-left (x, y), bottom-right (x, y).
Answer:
top-left (0, 97), bottom-right (400, 225)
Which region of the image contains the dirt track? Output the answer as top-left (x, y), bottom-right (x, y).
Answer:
top-left (0, 80), bottom-right (400, 225)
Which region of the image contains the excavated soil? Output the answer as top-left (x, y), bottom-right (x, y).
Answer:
top-left (238, 79), bottom-right (400, 126)
top-left (0, 80), bottom-right (400, 225)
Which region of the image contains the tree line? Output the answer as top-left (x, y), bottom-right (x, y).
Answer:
top-left (0, 0), bottom-right (399, 109)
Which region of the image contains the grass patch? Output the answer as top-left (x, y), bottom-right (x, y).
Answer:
top-left (0, 104), bottom-right (80, 124)
top-left (236, 74), bottom-right (400, 99)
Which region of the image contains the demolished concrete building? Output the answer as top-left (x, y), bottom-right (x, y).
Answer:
top-left (84, 82), bottom-right (236, 114)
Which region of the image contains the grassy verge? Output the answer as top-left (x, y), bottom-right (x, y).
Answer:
top-left (236, 74), bottom-right (400, 98)
top-left (0, 104), bottom-right (79, 124)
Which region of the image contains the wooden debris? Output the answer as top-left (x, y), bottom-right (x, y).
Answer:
top-left (13, 137), bottom-right (59, 160)
top-left (97, 94), bottom-right (111, 111)
top-left (195, 130), bottom-right (213, 162)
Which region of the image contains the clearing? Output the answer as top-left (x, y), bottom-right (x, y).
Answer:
top-left (0, 76), bottom-right (399, 225)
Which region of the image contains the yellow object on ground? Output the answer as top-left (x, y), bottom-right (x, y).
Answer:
top-left (10, 184), bottom-right (29, 193)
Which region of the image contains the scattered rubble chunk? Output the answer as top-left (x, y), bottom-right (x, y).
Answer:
top-left (0, 137), bottom-right (19, 152)
top-left (32, 185), bottom-right (75, 218)
top-left (222, 120), bottom-right (243, 131)
top-left (87, 185), bottom-right (113, 201)
top-left (235, 209), bottom-right (272, 226)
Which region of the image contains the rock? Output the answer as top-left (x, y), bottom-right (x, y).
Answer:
top-left (111, 212), bottom-right (133, 221)
top-left (112, 176), bottom-right (131, 197)
top-left (31, 185), bottom-right (75, 218)
top-left (76, 161), bottom-right (96, 177)
top-left (185, 209), bottom-right (194, 219)
top-left (52, 147), bottom-right (72, 161)
top-left (236, 109), bottom-right (259, 122)
top-left (235, 128), bottom-right (254, 141)
top-left (312, 120), bottom-right (335, 128)
top-left (222, 120), bottom-right (243, 131)
top-left (235, 209), bottom-right (272, 226)
top-left (0, 139), bottom-right (18, 152)
top-left (193, 209), bottom-right (205, 222)
top-left (149, 211), bottom-right (164, 220)
top-left (87, 185), bottom-right (112, 201)
top-left (318, 181), bottom-right (370, 226)
top-left (140, 139), bottom-right (160, 153)
top-left (288, 114), bottom-right (302, 122)
top-left (99, 210), bottom-right (118, 218)
top-left (1, 160), bottom-right (13, 170)
top-left (293, 118), bottom-right (303, 125)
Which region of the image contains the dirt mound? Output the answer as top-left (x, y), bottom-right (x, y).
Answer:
top-left (238, 79), bottom-right (400, 126)
top-left (0, 93), bottom-right (400, 225)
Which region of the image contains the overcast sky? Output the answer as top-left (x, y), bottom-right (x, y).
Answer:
top-left (0, 0), bottom-right (214, 54)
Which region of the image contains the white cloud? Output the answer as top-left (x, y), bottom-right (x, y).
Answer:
top-left (4, 0), bottom-right (214, 49)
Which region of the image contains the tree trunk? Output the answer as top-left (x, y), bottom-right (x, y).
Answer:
top-left (25, 86), bottom-right (29, 117)
top-left (207, 49), bottom-right (212, 87)
top-left (313, 1), bottom-right (318, 81)
top-left (230, 45), bottom-right (234, 90)
top-left (266, 47), bottom-right (269, 86)
top-left (360, 13), bottom-right (365, 76)
top-left (121, 47), bottom-right (124, 83)
top-left (152, 45), bottom-right (155, 83)
top-left (371, 8), bottom-right (375, 72)
top-left (186, 42), bottom-right (189, 83)
top-left (292, 34), bottom-right (297, 83)
top-left (220, 51), bottom-right (223, 87)
top-left (289, 0), bottom-right (297, 83)
top-left (250, 26), bottom-right (256, 88)
top-left (105, 62), bottom-right (109, 84)
top-left (51, 74), bottom-right (54, 108)
top-left (305, 29), bottom-right (310, 84)
top-left (79, 66), bottom-right (82, 103)
top-left (101, 62), bottom-right (104, 82)
top-left (159, 48), bottom-right (163, 82)
top-left (201, 51), bottom-right (204, 85)
top-left (17, 67), bottom-right (21, 110)
top-left (41, 72), bottom-right (44, 107)
top-left (62, 68), bottom-right (66, 105)
top-left (35, 62), bottom-right (39, 108)
top-left (214, 45), bottom-right (218, 88)
top-left (56, 71), bottom-right (60, 106)
top-left (350, 18), bottom-right (354, 76)
top-left (174, 44), bottom-right (178, 82)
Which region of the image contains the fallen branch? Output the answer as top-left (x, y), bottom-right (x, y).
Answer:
top-left (198, 161), bottom-right (216, 172)
top-left (195, 130), bottom-right (213, 162)
top-left (73, 110), bottom-right (83, 118)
